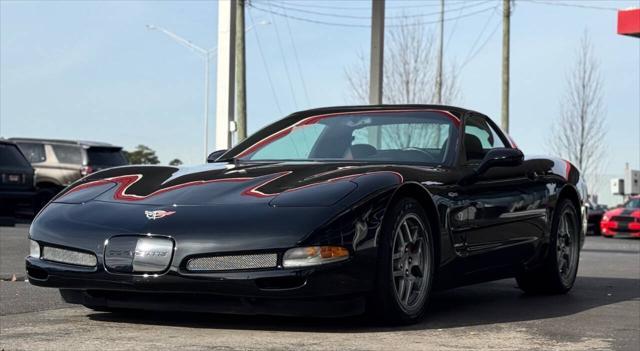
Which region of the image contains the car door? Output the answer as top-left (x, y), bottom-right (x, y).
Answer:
top-left (454, 114), bottom-right (547, 271)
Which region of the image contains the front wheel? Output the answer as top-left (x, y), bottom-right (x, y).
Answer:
top-left (369, 197), bottom-right (434, 324)
top-left (516, 199), bottom-right (580, 294)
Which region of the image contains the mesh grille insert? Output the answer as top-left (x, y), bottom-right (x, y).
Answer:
top-left (186, 253), bottom-right (278, 271)
top-left (42, 246), bottom-right (97, 267)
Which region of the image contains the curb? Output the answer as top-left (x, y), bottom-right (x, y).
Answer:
top-left (0, 273), bottom-right (27, 282)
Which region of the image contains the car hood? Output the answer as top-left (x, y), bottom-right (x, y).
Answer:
top-left (52, 161), bottom-right (429, 207)
top-left (604, 207), bottom-right (640, 219)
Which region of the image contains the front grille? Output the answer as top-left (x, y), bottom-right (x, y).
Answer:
top-left (186, 253), bottom-right (278, 272)
top-left (42, 246), bottom-right (97, 267)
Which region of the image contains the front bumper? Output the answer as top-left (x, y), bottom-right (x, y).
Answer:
top-left (58, 289), bottom-right (365, 318)
top-left (26, 249), bottom-right (373, 316)
top-left (601, 229), bottom-right (640, 238)
top-left (26, 198), bottom-right (381, 316)
top-left (601, 219), bottom-right (640, 238)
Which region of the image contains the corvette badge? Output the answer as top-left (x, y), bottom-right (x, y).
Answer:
top-left (145, 210), bottom-right (176, 220)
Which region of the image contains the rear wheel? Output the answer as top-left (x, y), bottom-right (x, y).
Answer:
top-left (370, 198), bottom-right (434, 324)
top-left (516, 199), bottom-right (580, 294)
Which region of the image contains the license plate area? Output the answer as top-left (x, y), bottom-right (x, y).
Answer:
top-left (3, 173), bottom-right (23, 184)
top-left (104, 235), bottom-right (174, 274)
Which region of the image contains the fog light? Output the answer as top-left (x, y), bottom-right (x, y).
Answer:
top-left (29, 240), bottom-right (40, 258)
top-left (282, 246), bottom-right (349, 268)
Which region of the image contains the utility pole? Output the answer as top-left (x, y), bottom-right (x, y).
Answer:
top-left (435, 0), bottom-right (444, 104)
top-left (215, 0), bottom-right (236, 151)
top-left (501, 0), bottom-right (511, 132)
top-left (235, 0), bottom-right (247, 142)
top-left (369, 0), bottom-right (385, 148)
top-left (369, 0), bottom-right (384, 105)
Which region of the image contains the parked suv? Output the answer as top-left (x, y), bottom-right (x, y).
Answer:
top-left (10, 138), bottom-right (128, 206)
top-left (0, 139), bottom-right (36, 222)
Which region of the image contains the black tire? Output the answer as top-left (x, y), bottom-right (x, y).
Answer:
top-left (516, 199), bottom-right (580, 294)
top-left (369, 197), bottom-right (434, 324)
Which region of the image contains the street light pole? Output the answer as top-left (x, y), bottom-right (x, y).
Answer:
top-left (147, 21), bottom-right (268, 162)
top-left (146, 24), bottom-right (215, 162)
top-left (204, 55), bottom-right (210, 162)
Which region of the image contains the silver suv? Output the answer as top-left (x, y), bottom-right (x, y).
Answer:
top-left (10, 138), bottom-right (128, 207)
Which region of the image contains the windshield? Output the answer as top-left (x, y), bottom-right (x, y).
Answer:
top-left (87, 147), bottom-right (127, 167)
top-left (624, 198), bottom-right (640, 209)
top-left (235, 111), bottom-right (459, 165)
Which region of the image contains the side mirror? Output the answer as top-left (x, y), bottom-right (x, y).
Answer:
top-left (207, 149), bottom-right (227, 163)
top-left (475, 148), bottom-right (524, 175)
top-left (461, 148), bottom-right (524, 185)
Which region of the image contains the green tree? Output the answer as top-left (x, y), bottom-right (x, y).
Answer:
top-left (123, 145), bottom-right (160, 165)
top-left (169, 158), bottom-right (183, 166)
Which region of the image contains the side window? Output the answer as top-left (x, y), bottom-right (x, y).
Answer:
top-left (52, 145), bottom-right (83, 164)
top-left (16, 143), bottom-right (46, 163)
top-left (464, 116), bottom-right (506, 161)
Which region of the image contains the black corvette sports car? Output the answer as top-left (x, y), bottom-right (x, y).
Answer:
top-left (27, 105), bottom-right (587, 323)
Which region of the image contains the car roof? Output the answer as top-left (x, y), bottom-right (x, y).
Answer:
top-left (9, 137), bottom-right (121, 148)
top-left (219, 104), bottom-right (488, 162)
top-left (0, 138), bottom-right (19, 146)
top-left (284, 104), bottom-right (480, 122)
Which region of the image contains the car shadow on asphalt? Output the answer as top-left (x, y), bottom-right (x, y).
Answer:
top-left (87, 276), bottom-right (639, 332)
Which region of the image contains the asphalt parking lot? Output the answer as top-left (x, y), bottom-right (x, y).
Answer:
top-left (1, 224), bottom-right (638, 351)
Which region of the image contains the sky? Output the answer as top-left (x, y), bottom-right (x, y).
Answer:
top-left (1, 0), bottom-right (639, 205)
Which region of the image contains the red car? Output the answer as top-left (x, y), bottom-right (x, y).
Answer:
top-left (601, 196), bottom-right (640, 238)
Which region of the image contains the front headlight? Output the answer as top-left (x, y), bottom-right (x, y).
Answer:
top-left (282, 246), bottom-right (349, 268)
top-left (29, 240), bottom-right (40, 258)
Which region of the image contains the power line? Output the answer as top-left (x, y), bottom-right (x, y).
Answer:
top-left (460, 5), bottom-right (499, 67)
top-left (281, 6), bottom-right (311, 106)
top-left (261, 1), bottom-right (492, 20)
top-left (444, 0), bottom-right (469, 53)
top-left (248, 9), bottom-right (283, 115)
top-left (249, 3), bottom-right (499, 28)
top-left (267, 2), bottom-right (299, 109)
top-left (522, 0), bottom-right (619, 11)
top-left (250, 4), bottom-right (369, 28)
top-left (273, 0), bottom-right (470, 11)
top-left (460, 14), bottom-right (501, 70)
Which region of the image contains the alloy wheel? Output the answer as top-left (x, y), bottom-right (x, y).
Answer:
top-left (557, 210), bottom-right (578, 285)
top-left (391, 213), bottom-right (430, 312)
